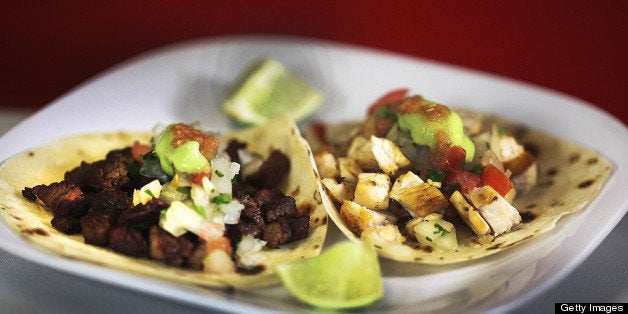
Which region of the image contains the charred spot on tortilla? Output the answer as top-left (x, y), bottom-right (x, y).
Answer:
top-left (23, 227), bottom-right (49, 236)
top-left (569, 152), bottom-right (581, 163)
top-left (520, 212), bottom-right (537, 223)
top-left (223, 286), bottom-right (236, 295)
top-left (9, 214), bottom-right (22, 221)
top-left (578, 179), bottom-right (595, 189)
top-left (546, 167), bottom-right (558, 177)
top-left (550, 200), bottom-right (566, 207)
top-left (587, 157), bottom-right (599, 165)
top-left (237, 264), bottom-right (265, 275)
top-left (28, 151), bottom-right (35, 157)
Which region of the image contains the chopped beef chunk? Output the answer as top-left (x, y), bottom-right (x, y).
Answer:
top-left (90, 188), bottom-right (131, 212)
top-left (245, 150), bottom-right (290, 189)
top-left (186, 242), bottom-right (207, 270)
top-left (237, 194), bottom-right (264, 226)
top-left (116, 199), bottom-right (167, 229)
top-left (225, 140), bottom-right (247, 164)
top-left (230, 188), bottom-right (308, 249)
top-left (254, 188), bottom-right (284, 207)
top-left (51, 217), bottom-right (82, 234)
top-left (148, 226), bottom-right (195, 267)
top-left (63, 161), bottom-right (94, 190)
top-left (263, 195), bottom-right (297, 223)
top-left (80, 210), bottom-right (117, 246)
top-left (64, 153), bottom-right (131, 192)
top-left (289, 216), bottom-right (310, 241)
top-left (263, 218), bottom-right (291, 248)
top-left (88, 153), bottom-right (131, 190)
top-left (108, 225), bottom-right (148, 258)
top-left (27, 181), bottom-right (88, 218)
top-left (21, 187), bottom-right (37, 201)
top-left (106, 147), bottom-right (134, 164)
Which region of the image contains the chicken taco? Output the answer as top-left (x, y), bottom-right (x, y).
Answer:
top-left (307, 89), bottom-right (611, 264)
top-left (0, 114), bottom-right (328, 288)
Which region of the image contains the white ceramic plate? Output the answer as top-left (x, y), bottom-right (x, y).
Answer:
top-left (0, 35), bottom-right (626, 313)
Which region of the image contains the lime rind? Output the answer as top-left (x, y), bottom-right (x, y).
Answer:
top-left (222, 58), bottom-right (323, 125)
top-left (276, 241), bottom-right (384, 310)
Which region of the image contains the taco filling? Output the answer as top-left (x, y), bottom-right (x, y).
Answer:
top-left (307, 89), bottom-right (611, 263)
top-left (0, 115), bottom-right (328, 288)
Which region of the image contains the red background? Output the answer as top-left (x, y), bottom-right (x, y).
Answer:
top-left (2, 1), bottom-right (626, 124)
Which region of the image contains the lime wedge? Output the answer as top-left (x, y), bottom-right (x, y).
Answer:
top-left (276, 241), bottom-right (384, 309)
top-left (223, 58), bottom-right (324, 125)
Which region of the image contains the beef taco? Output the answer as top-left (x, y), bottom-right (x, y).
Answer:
top-left (0, 114), bottom-right (328, 288)
top-left (307, 89), bottom-right (611, 264)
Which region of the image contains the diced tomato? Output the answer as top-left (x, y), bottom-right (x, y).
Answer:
top-left (367, 88), bottom-right (409, 115)
top-left (205, 236), bottom-right (233, 255)
top-left (445, 170), bottom-right (482, 194)
top-left (189, 171), bottom-right (211, 185)
top-left (482, 164), bottom-right (515, 196)
top-left (444, 146), bottom-right (466, 172)
top-left (131, 141), bottom-right (151, 164)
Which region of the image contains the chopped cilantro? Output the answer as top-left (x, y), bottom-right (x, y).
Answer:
top-left (211, 194), bottom-right (232, 204)
top-left (144, 189), bottom-right (155, 198)
top-left (425, 236), bottom-right (433, 242)
top-left (427, 169), bottom-right (446, 183)
top-left (215, 170), bottom-right (225, 177)
top-left (433, 223), bottom-right (450, 236)
top-left (176, 186), bottom-right (191, 194)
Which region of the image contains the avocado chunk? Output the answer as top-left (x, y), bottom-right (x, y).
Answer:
top-left (397, 109), bottom-right (475, 162)
top-left (154, 124), bottom-right (210, 175)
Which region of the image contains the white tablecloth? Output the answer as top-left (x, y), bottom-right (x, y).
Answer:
top-left (0, 111), bottom-right (626, 313)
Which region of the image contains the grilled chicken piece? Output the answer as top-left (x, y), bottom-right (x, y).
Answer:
top-left (320, 177), bottom-right (354, 204)
top-left (464, 185), bottom-right (521, 236)
top-left (354, 173), bottom-right (390, 210)
top-left (347, 135), bottom-right (411, 176)
top-left (361, 224), bottom-right (406, 244)
top-left (490, 125), bottom-right (536, 177)
top-left (339, 200), bottom-right (395, 235)
top-left (347, 136), bottom-right (379, 171)
top-left (337, 157), bottom-right (362, 183)
top-left (370, 135), bottom-right (411, 175)
top-left (449, 191), bottom-right (492, 236)
top-left (389, 171), bottom-right (449, 217)
top-left (313, 151), bottom-right (339, 179)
